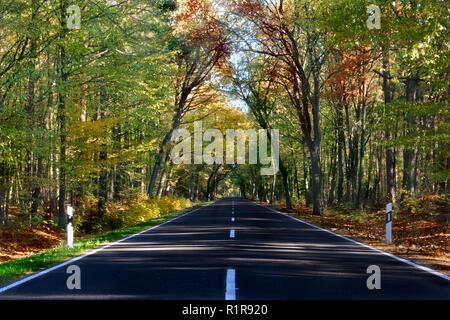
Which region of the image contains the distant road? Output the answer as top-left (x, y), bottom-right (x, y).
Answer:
top-left (0, 197), bottom-right (449, 299)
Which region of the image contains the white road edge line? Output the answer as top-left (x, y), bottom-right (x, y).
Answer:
top-left (225, 269), bottom-right (236, 300)
top-left (0, 202), bottom-right (214, 294)
top-left (255, 202), bottom-right (450, 282)
top-left (230, 229), bottom-right (235, 238)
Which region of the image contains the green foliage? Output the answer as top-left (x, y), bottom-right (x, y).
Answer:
top-left (74, 195), bottom-right (191, 234)
top-left (398, 191), bottom-right (445, 217)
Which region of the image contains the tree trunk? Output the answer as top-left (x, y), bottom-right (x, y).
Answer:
top-left (328, 137), bottom-right (337, 206)
top-left (344, 105), bottom-right (352, 202)
top-left (98, 89), bottom-right (108, 214)
top-left (383, 50), bottom-right (396, 204)
top-left (57, 0), bottom-right (68, 228)
top-left (336, 106), bottom-right (345, 204)
top-left (303, 144), bottom-right (311, 207)
top-left (403, 74), bottom-right (418, 193)
top-left (308, 141), bottom-right (323, 216)
top-left (294, 159), bottom-right (301, 201)
top-left (27, 0), bottom-right (38, 216)
top-left (279, 159), bottom-right (292, 210)
top-left (148, 103), bottom-right (184, 198)
top-left (356, 105), bottom-right (366, 208)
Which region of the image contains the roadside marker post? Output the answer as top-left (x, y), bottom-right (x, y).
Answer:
top-left (386, 203), bottom-right (392, 244)
top-left (190, 196), bottom-right (193, 208)
top-left (67, 206), bottom-right (74, 249)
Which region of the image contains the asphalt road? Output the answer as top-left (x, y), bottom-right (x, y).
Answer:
top-left (0, 197), bottom-right (449, 299)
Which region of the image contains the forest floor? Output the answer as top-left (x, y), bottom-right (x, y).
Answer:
top-left (272, 195), bottom-right (449, 276)
top-left (0, 226), bottom-right (62, 263)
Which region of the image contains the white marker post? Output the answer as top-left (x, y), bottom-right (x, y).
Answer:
top-left (386, 203), bottom-right (392, 244)
top-left (67, 206), bottom-right (74, 249)
top-left (190, 196), bottom-right (193, 208)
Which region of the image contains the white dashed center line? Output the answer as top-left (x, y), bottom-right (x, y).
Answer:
top-left (225, 269), bottom-right (236, 300)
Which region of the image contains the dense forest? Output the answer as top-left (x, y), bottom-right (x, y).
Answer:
top-left (0, 0), bottom-right (448, 236)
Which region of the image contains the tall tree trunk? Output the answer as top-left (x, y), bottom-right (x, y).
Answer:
top-left (328, 136), bottom-right (337, 206)
top-left (307, 140), bottom-right (322, 215)
top-left (365, 136), bottom-right (374, 201)
top-left (302, 143), bottom-right (311, 207)
top-left (374, 145), bottom-right (383, 202)
top-left (57, 0), bottom-right (68, 228)
top-left (336, 105), bottom-right (345, 203)
top-left (98, 89), bottom-right (108, 214)
top-left (311, 76), bottom-right (323, 216)
top-left (28, 0), bottom-right (39, 216)
top-left (278, 158), bottom-right (292, 210)
top-left (207, 164), bottom-right (220, 201)
top-left (157, 152), bottom-right (170, 198)
top-left (356, 105), bottom-right (366, 208)
top-left (403, 74), bottom-right (418, 193)
top-left (344, 104), bottom-right (353, 202)
top-left (383, 50), bottom-right (396, 204)
top-left (148, 102), bottom-right (184, 198)
top-left (157, 169), bottom-right (167, 198)
top-left (294, 159), bottom-right (301, 201)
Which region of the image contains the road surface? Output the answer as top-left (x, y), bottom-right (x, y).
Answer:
top-left (0, 197), bottom-right (449, 299)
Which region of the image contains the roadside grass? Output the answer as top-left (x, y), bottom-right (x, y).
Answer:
top-left (0, 202), bottom-right (211, 286)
